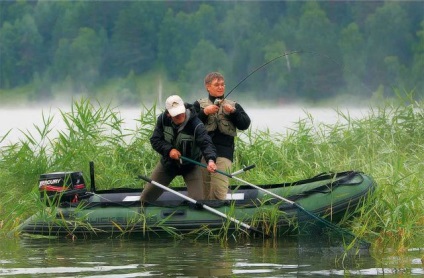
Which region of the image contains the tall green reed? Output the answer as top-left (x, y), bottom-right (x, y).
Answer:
top-left (234, 93), bottom-right (424, 252)
top-left (1, 95), bottom-right (423, 251)
top-left (0, 98), bottom-right (158, 234)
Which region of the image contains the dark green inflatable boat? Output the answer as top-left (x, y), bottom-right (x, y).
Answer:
top-left (18, 167), bottom-right (376, 238)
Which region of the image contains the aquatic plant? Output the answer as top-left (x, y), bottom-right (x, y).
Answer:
top-left (0, 95), bottom-right (423, 253)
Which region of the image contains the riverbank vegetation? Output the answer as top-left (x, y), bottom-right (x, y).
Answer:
top-left (1, 95), bottom-right (423, 255)
top-left (1, 1), bottom-right (423, 105)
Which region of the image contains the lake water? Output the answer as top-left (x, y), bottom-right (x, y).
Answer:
top-left (0, 105), bottom-right (370, 146)
top-left (1, 236), bottom-right (423, 277)
top-left (1, 105), bottom-right (423, 277)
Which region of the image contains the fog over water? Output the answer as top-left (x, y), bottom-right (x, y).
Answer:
top-left (0, 104), bottom-right (370, 147)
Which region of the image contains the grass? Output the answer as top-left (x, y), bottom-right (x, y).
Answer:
top-left (1, 94), bottom-right (423, 254)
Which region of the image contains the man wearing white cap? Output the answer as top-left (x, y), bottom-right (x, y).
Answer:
top-left (140, 95), bottom-right (217, 202)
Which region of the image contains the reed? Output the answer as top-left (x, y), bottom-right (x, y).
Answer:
top-left (236, 93), bottom-right (424, 253)
top-left (1, 95), bottom-right (423, 253)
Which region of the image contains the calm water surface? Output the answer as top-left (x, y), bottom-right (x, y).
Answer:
top-left (3, 236), bottom-right (422, 277)
top-left (0, 105), bottom-right (369, 146)
top-left (1, 106), bottom-right (423, 277)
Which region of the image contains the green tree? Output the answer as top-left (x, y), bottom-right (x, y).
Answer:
top-left (0, 0), bottom-right (34, 26)
top-left (158, 4), bottom-right (216, 80)
top-left (52, 38), bottom-right (71, 82)
top-left (33, 1), bottom-right (63, 74)
top-left (410, 21), bottom-right (424, 96)
top-left (0, 1), bottom-right (423, 103)
top-left (257, 1), bottom-right (288, 27)
top-left (295, 2), bottom-right (341, 100)
top-left (70, 27), bottom-right (106, 92)
top-left (0, 21), bottom-right (16, 88)
top-left (268, 5), bottom-right (302, 101)
top-left (109, 2), bottom-right (166, 77)
top-left (218, 3), bottom-right (270, 95)
top-left (0, 13), bottom-right (42, 88)
top-left (261, 41), bottom-right (299, 102)
top-left (350, 1), bottom-right (383, 29)
top-left (50, 2), bottom-right (83, 48)
top-left (53, 27), bottom-right (105, 92)
top-left (179, 39), bottom-right (229, 99)
top-left (338, 23), bottom-right (367, 96)
top-left (364, 2), bottom-right (411, 94)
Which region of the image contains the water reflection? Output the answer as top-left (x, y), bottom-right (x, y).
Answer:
top-left (1, 237), bottom-right (422, 277)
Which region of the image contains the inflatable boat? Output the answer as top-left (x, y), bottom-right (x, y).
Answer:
top-left (18, 163), bottom-right (376, 239)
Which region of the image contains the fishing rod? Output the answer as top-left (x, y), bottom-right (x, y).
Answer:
top-left (223, 50), bottom-right (303, 100)
top-left (219, 48), bottom-right (373, 104)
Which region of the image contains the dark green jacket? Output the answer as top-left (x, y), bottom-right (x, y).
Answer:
top-left (150, 103), bottom-right (216, 174)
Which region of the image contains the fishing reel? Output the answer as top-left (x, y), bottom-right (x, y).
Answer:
top-left (214, 98), bottom-right (223, 106)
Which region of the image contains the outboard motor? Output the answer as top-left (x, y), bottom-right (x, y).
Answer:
top-left (39, 171), bottom-right (87, 206)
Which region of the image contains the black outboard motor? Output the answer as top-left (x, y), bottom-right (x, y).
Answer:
top-left (39, 171), bottom-right (87, 206)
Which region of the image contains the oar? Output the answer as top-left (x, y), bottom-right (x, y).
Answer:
top-left (180, 156), bottom-right (370, 248)
top-left (138, 175), bottom-right (265, 237)
top-left (230, 164), bottom-right (256, 176)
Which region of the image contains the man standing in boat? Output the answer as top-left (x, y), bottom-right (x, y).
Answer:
top-left (193, 72), bottom-right (251, 200)
top-left (140, 95), bottom-right (217, 202)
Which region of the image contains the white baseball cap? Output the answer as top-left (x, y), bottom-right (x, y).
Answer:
top-left (165, 95), bottom-right (186, 117)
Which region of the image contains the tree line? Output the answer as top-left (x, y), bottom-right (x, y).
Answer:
top-left (0, 1), bottom-right (423, 104)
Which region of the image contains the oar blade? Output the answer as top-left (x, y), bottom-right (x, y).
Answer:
top-left (294, 203), bottom-right (370, 249)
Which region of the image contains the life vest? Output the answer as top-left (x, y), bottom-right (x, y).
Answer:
top-left (198, 98), bottom-right (237, 137)
top-left (163, 122), bottom-right (202, 165)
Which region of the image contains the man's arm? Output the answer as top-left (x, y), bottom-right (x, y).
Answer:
top-left (150, 114), bottom-right (173, 157)
top-left (193, 119), bottom-right (216, 162)
top-left (229, 103), bottom-right (251, 131)
top-left (193, 100), bottom-right (208, 123)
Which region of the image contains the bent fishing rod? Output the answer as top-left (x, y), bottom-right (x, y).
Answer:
top-left (219, 49), bottom-right (368, 102)
top-left (222, 49), bottom-right (304, 101)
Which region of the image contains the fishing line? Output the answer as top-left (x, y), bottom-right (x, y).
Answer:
top-left (222, 49), bottom-right (373, 101)
top-left (224, 50), bottom-right (304, 100)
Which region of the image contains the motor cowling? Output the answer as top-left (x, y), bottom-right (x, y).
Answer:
top-left (39, 171), bottom-right (87, 206)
